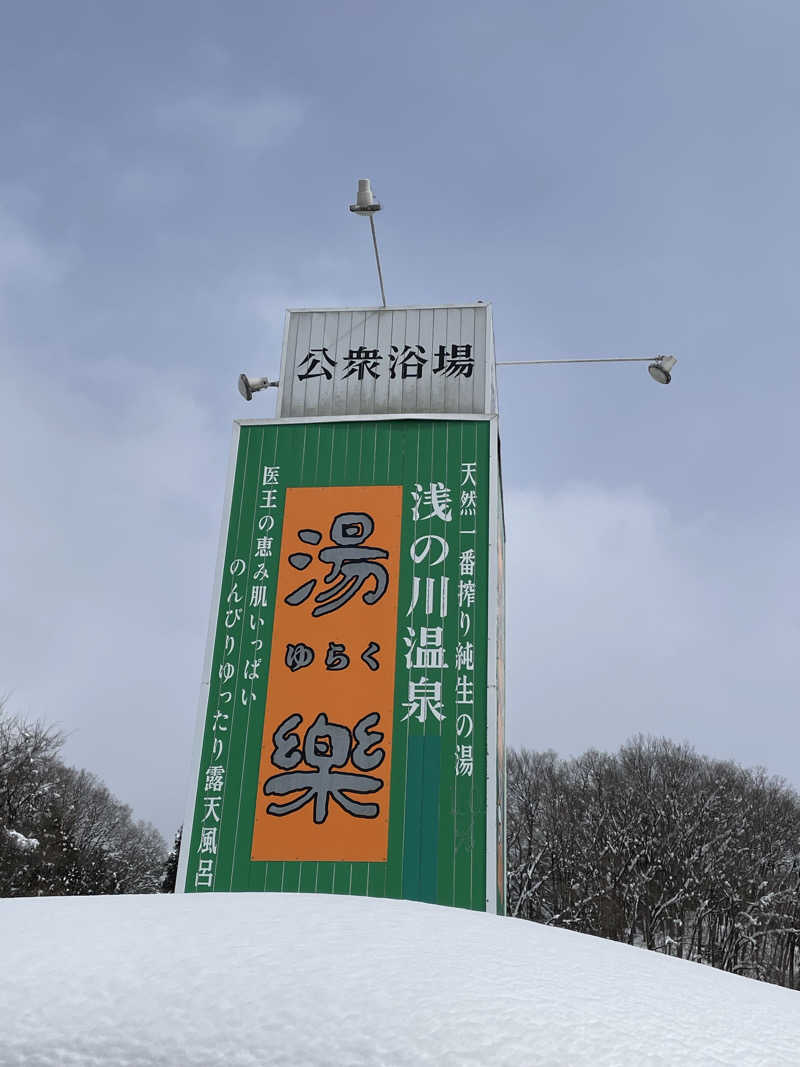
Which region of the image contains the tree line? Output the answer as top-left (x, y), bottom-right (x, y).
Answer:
top-left (6, 698), bottom-right (800, 991)
top-left (507, 735), bottom-right (800, 989)
top-left (0, 701), bottom-right (172, 896)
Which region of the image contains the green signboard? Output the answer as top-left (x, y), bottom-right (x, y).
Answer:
top-left (179, 415), bottom-right (504, 912)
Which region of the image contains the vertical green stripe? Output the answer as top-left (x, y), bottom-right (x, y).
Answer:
top-left (402, 734), bottom-right (441, 903)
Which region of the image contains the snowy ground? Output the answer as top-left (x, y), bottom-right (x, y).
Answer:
top-left (3, 893), bottom-right (799, 1066)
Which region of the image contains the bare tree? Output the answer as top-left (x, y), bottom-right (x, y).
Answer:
top-left (507, 736), bottom-right (800, 989)
top-left (1, 700), bottom-right (166, 897)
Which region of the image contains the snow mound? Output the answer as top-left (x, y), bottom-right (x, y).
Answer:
top-left (2, 892), bottom-right (799, 1066)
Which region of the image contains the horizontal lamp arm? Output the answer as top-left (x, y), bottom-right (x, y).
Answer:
top-left (496, 356), bottom-right (667, 366)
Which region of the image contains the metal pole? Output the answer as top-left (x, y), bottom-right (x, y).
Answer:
top-left (369, 214), bottom-right (387, 308)
top-left (496, 357), bottom-right (661, 366)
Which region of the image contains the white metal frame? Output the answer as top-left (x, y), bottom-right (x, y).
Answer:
top-left (283, 303), bottom-right (491, 312)
top-left (273, 303), bottom-right (496, 421)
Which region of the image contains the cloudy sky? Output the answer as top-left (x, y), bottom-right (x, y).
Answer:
top-left (1, 1), bottom-right (798, 839)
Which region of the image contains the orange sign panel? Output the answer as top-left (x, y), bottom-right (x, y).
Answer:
top-left (251, 485), bottom-right (402, 862)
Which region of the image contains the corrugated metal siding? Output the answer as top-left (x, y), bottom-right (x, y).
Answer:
top-left (183, 417), bottom-right (502, 912)
top-left (278, 305), bottom-right (495, 418)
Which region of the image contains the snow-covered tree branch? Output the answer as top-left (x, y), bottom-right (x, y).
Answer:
top-left (507, 736), bottom-right (800, 989)
top-left (0, 700), bottom-right (167, 897)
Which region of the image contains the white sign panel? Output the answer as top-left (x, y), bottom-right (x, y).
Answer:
top-left (276, 304), bottom-right (496, 418)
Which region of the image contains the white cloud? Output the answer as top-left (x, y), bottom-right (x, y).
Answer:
top-left (157, 91), bottom-right (305, 150)
top-left (0, 205), bottom-right (357, 838)
top-left (115, 166), bottom-right (184, 206)
top-left (0, 343), bottom-right (224, 838)
top-left (505, 484), bottom-right (800, 785)
top-left (0, 204), bottom-right (65, 289)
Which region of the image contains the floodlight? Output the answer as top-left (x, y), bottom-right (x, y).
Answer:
top-left (238, 374), bottom-right (278, 401)
top-left (648, 355), bottom-right (677, 385)
top-left (349, 178), bottom-right (381, 215)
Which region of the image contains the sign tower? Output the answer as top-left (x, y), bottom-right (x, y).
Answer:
top-left (177, 296), bottom-right (506, 912)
